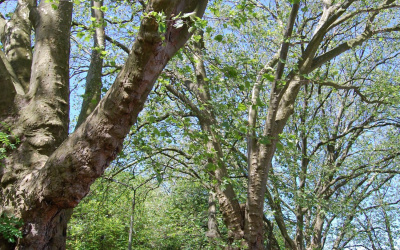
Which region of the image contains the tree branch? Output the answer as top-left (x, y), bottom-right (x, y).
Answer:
top-left (165, 84), bottom-right (206, 119)
top-left (32, 0), bottom-right (209, 208)
top-left (309, 24), bottom-right (400, 73)
top-left (328, 4), bottom-right (400, 30)
top-left (72, 21), bottom-right (130, 54)
top-left (76, 0), bottom-right (107, 129)
top-left (311, 80), bottom-right (386, 104)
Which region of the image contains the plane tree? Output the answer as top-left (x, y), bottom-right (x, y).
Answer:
top-left (0, 0), bottom-right (208, 248)
top-left (120, 0), bottom-right (400, 248)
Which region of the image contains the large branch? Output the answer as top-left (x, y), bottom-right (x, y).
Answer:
top-left (309, 26), bottom-right (400, 73)
top-left (299, 0), bottom-right (357, 70)
top-left (0, 51), bottom-right (17, 118)
top-left (309, 0), bottom-right (399, 73)
top-left (1, 0), bottom-right (34, 91)
top-left (33, 0), bottom-right (208, 208)
top-left (184, 36), bottom-right (245, 241)
top-left (328, 3), bottom-right (400, 30)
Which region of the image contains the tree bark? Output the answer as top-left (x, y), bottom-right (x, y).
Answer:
top-left (2, 1), bottom-right (73, 248)
top-left (245, 3), bottom-right (299, 248)
top-left (206, 190), bottom-right (221, 241)
top-left (1, 0), bottom-right (34, 91)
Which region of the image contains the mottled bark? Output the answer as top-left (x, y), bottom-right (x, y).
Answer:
top-left (0, 50), bottom-right (17, 118)
top-left (206, 190), bottom-right (221, 241)
top-left (0, 0), bottom-right (208, 248)
top-left (307, 209), bottom-right (325, 250)
top-left (1, 0), bottom-right (34, 91)
top-left (204, 126), bottom-right (244, 241)
top-left (64, 0), bottom-right (108, 240)
top-left (1, 1), bottom-right (73, 248)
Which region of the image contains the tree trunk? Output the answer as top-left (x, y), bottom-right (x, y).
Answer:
top-left (128, 190), bottom-right (136, 250)
top-left (206, 190), bottom-right (221, 242)
top-left (165, 34), bottom-right (245, 243)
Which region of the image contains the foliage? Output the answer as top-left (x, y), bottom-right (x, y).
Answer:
top-left (0, 123), bottom-right (18, 163)
top-left (0, 214), bottom-right (23, 243)
top-left (142, 181), bottom-right (211, 249)
top-left (67, 176), bottom-right (132, 249)
top-left (1, 0), bottom-right (400, 248)
top-left (67, 172), bottom-right (215, 249)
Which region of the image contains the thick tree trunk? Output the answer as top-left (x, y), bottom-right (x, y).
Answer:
top-left (307, 210), bottom-right (325, 250)
top-left (0, 0), bottom-right (208, 248)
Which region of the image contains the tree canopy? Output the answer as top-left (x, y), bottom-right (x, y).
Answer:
top-left (1, 0), bottom-right (399, 249)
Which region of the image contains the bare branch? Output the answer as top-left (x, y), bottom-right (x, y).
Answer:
top-left (329, 4), bottom-right (400, 30)
top-left (300, 0), bottom-right (357, 70)
top-left (165, 84), bottom-right (206, 119)
top-left (311, 80), bottom-right (386, 104)
top-left (76, 0), bottom-right (107, 129)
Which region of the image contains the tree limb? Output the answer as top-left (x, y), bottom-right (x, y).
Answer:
top-left (311, 80), bottom-right (386, 104)
top-left (32, 0), bottom-right (209, 208)
top-left (309, 25), bottom-right (400, 73)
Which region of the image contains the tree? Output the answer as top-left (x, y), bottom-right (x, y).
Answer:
top-left (0, 0), bottom-right (208, 248)
top-left (2, 0), bottom-right (400, 249)
top-left (120, 0), bottom-right (400, 248)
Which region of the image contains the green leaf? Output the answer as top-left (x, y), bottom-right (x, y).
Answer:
top-left (100, 6), bottom-right (108, 12)
top-left (77, 32), bottom-right (85, 39)
top-left (237, 103), bottom-right (247, 111)
top-left (276, 142), bottom-right (283, 151)
top-left (214, 34), bottom-right (223, 42)
top-left (259, 136), bottom-right (271, 145)
top-left (156, 172), bottom-right (163, 184)
top-left (206, 163), bottom-right (217, 171)
top-left (221, 122), bottom-right (230, 128)
top-left (262, 73), bottom-right (275, 81)
top-left (173, 19), bottom-right (184, 29)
